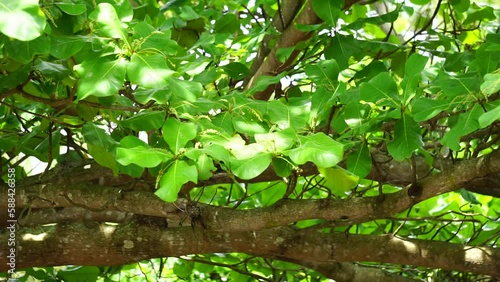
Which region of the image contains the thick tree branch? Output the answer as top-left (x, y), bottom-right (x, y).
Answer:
top-left (3, 151), bottom-right (500, 232)
top-left (1, 223), bottom-right (498, 277)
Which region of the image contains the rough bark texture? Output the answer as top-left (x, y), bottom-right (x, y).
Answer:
top-left (1, 151), bottom-right (500, 278)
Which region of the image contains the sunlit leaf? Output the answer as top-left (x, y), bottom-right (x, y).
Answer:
top-left (156, 160), bottom-right (198, 202)
top-left (288, 132), bottom-right (343, 168)
top-left (162, 118), bottom-right (197, 154)
top-left (0, 0), bottom-right (46, 41)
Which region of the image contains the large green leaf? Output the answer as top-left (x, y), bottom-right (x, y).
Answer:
top-left (479, 104), bottom-right (500, 128)
top-left (480, 73), bottom-right (500, 96)
top-left (255, 128), bottom-right (297, 153)
top-left (121, 111), bottom-right (165, 131)
top-left (434, 72), bottom-right (481, 99)
top-left (195, 153), bottom-right (216, 181)
top-left (127, 54), bottom-right (175, 88)
top-left (50, 35), bottom-right (86, 59)
top-left (116, 146), bottom-right (172, 168)
top-left (402, 53), bottom-right (428, 104)
top-left (318, 166), bottom-right (359, 196)
top-left (327, 34), bottom-right (359, 70)
top-left (0, 0), bottom-right (46, 41)
top-left (82, 123), bottom-right (119, 174)
top-left (312, 0), bottom-right (343, 26)
top-left (169, 78), bottom-right (203, 102)
top-left (387, 114), bottom-right (422, 161)
top-left (346, 141), bottom-right (372, 178)
top-left (231, 153), bottom-right (273, 180)
top-left (75, 56), bottom-right (127, 100)
top-left (88, 3), bottom-right (127, 40)
top-left (82, 123), bottom-right (118, 150)
top-left (162, 118), bottom-right (197, 154)
top-left (360, 72), bottom-right (400, 107)
top-left (411, 97), bottom-right (449, 122)
top-left (5, 36), bottom-right (51, 64)
top-left (442, 104), bottom-right (483, 151)
top-left (288, 132), bottom-right (343, 168)
top-left (56, 2), bottom-right (87, 15)
top-left (305, 59), bottom-right (339, 89)
top-left (156, 160), bottom-right (198, 202)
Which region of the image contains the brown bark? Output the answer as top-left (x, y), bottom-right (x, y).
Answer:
top-left (1, 223), bottom-right (498, 277)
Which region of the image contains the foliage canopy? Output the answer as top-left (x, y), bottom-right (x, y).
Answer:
top-left (1, 0), bottom-right (500, 281)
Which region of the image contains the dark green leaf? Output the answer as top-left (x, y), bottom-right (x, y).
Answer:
top-left (387, 114), bottom-right (422, 161)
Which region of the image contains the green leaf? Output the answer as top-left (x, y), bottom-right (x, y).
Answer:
top-left (478, 105), bottom-right (500, 128)
top-left (480, 73), bottom-right (500, 96)
top-left (214, 13), bottom-right (239, 34)
top-left (116, 146), bottom-right (172, 168)
top-left (126, 53), bottom-right (175, 88)
top-left (222, 62), bottom-right (250, 80)
top-left (266, 99), bottom-right (309, 130)
top-left (442, 104), bottom-right (483, 151)
top-left (360, 72), bottom-right (400, 107)
top-left (318, 166), bottom-right (359, 196)
top-left (169, 78), bottom-right (203, 102)
top-left (121, 111), bottom-right (165, 131)
top-left (402, 53), bottom-right (428, 104)
top-left (87, 144), bottom-right (119, 174)
top-left (5, 36), bottom-right (51, 64)
top-left (34, 60), bottom-right (69, 80)
top-left (312, 0), bottom-right (343, 26)
top-left (82, 123), bottom-right (119, 174)
top-left (162, 118), bottom-right (197, 154)
top-left (82, 123), bottom-right (118, 150)
top-left (305, 59), bottom-right (339, 89)
top-left (272, 157), bottom-right (293, 178)
top-left (156, 160), bottom-right (198, 202)
top-left (0, 0), bottom-right (46, 41)
top-left (346, 142), bottom-right (372, 178)
top-left (231, 153), bottom-right (273, 180)
top-left (232, 115), bottom-right (268, 135)
top-left (57, 266), bottom-right (100, 282)
top-left (327, 34), bottom-right (359, 70)
top-left (463, 7), bottom-right (495, 25)
top-left (56, 3), bottom-right (87, 15)
top-left (255, 128), bottom-right (297, 153)
top-left (50, 35), bottom-right (86, 59)
top-left (411, 97), bottom-right (449, 122)
top-left (434, 72), bottom-right (481, 99)
top-left (88, 3), bottom-right (127, 40)
top-left (173, 260), bottom-right (194, 279)
top-left (387, 114), bottom-right (422, 161)
top-left (195, 153), bottom-right (216, 180)
top-left (288, 132), bottom-right (343, 168)
top-left (75, 56), bottom-right (127, 100)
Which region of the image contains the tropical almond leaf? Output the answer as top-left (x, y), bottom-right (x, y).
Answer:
top-left (121, 111), bottom-right (165, 131)
top-left (360, 72), bottom-right (400, 107)
top-left (288, 132), bottom-right (343, 168)
top-left (346, 141), bottom-right (372, 178)
top-left (387, 114), bottom-right (423, 161)
top-left (88, 3), bottom-right (127, 40)
top-left (116, 146), bottom-right (172, 168)
top-left (0, 0), bottom-right (46, 41)
top-left (162, 118), bottom-right (197, 154)
top-left (127, 53), bottom-right (175, 88)
top-left (312, 0), bottom-right (343, 26)
top-left (156, 160), bottom-right (198, 202)
top-left (231, 153), bottom-right (273, 180)
top-left (75, 57), bottom-right (127, 100)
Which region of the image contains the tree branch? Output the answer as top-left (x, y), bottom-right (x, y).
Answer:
top-left (1, 223), bottom-right (498, 277)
